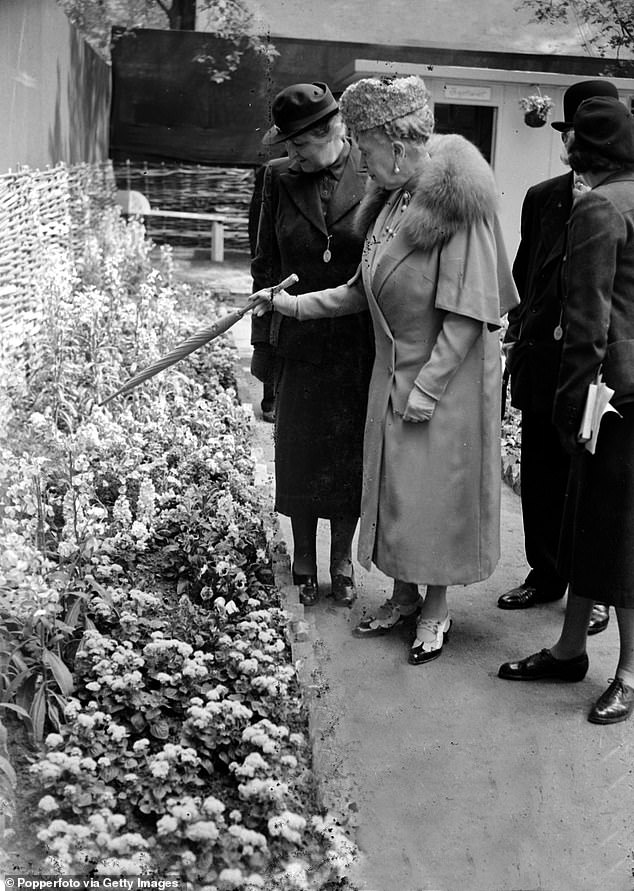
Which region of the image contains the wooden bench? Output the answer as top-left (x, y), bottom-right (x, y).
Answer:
top-left (115, 189), bottom-right (226, 262)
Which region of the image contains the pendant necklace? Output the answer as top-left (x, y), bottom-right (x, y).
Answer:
top-left (553, 306), bottom-right (564, 341)
top-left (323, 234), bottom-right (332, 263)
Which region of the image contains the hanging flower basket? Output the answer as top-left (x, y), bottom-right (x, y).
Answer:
top-left (519, 94), bottom-right (554, 128)
top-left (524, 110), bottom-right (548, 128)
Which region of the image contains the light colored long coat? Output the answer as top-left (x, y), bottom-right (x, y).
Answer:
top-left (295, 134), bottom-right (519, 584)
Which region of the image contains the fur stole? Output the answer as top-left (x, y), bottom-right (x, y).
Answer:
top-left (355, 134), bottom-right (498, 251)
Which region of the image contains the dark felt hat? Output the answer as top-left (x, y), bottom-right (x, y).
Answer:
top-left (262, 82), bottom-right (339, 146)
top-left (573, 96), bottom-right (634, 165)
top-left (551, 79), bottom-right (619, 131)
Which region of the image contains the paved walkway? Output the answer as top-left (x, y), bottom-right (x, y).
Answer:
top-left (176, 253), bottom-right (634, 891)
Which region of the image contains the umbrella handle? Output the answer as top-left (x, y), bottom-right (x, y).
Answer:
top-left (242, 273), bottom-right (299, 315)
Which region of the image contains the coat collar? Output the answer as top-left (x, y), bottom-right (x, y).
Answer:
top-left (356, 134), bottom-right (498, 252)
top-left (279, 141), bottom-right (366, 236)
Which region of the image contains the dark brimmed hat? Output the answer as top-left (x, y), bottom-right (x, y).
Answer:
top-left (573, 96), bottom-right (634, 165)
top-left (551, 79), bottom-right (619, 131)
top-left (262, 82), bottom-right (339, 146)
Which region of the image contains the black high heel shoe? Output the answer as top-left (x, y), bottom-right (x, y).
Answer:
top-left (330, 571), bottom-right (357, 607)
top-left (292, 567), bottom-right (319, 606)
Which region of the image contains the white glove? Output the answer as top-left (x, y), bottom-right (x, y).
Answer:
top-left (402, 386), bottom-right (436, 423)
top-left (252, 289), bottom-right (297, 318)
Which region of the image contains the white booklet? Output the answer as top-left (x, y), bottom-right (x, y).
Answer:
top-left (577, 370), bottom-right (621, 454)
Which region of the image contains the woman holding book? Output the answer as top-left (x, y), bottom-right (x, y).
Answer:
top-left (499, 96), bottom-right (634, 724)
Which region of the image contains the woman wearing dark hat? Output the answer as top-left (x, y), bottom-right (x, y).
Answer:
top-left (254, 76), bottom-right (518, 664)
top-left (499, 96), bottom-right (634, 725)
top-left (250, 82), bottom-right (373, 607)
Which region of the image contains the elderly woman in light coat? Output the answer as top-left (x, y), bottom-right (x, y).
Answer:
top-left (255, 76), bottom-right (518, 665)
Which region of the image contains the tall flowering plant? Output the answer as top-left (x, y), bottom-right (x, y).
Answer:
top-left (1, 208), bottom-right (358, 888)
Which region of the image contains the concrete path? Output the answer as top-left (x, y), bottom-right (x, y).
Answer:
top-left (176, 257), bottom-right (634, 891)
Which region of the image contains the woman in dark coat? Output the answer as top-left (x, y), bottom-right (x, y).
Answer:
top-left (250, 82), bottom-right (373, 606)
top-left (499, 96), bottom-right (634, 725)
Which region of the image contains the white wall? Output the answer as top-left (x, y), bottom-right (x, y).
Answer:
top-left (0, 0), bottom-right (111, 172)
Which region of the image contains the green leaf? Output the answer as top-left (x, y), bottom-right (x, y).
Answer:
top-left (30, 685), bottom-right (46, 743)
top-left (130, 712), bottom-right (146, 731)
top-left (0, 755), bottom-right (17, 786)
top-left (15, 676), bottom-right (36, 712)
top-left (150, 720), bottom-right (170, 739)
top-left (64, 597), bottom-right (83, 628)
top-left (42, 649), bottom-right (75, 695)
top-left (0, 702), bottom-right (32, 720)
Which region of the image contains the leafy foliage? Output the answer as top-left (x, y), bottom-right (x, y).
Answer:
top-left (56, 0), bottom-right (278, 81)
top-left (518, 0), bottom-right (634, 61)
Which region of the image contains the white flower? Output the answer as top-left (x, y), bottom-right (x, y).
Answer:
top-left (185, 821), bottom-right (219, 841)
top-left (130, 520), bottom-right (149, 541)
top-left (202, 795), bottom-right (225, 816)
top-left (155, 672), bottom-right (173, 684)
top-left (29, 412), bottom-right (47, 428)
top-left (282, 862), bottom-right (309, 890)
top-left (217, 869), bottom-right (243, 888)
top-left (58, 540), bottom-right (78, 558)
top-left (149, 760), bottom-right (170, 779)
top-left (268, 811), bottom-right (306, 844)
top-left (45, 733), bottom-right (64, 748)
top-left (156, 815), bottom-right (179, 835)
top-left (238, 658), bottom-right (258, 676)
top-left (38, 796), bottom-right (59, 813)
top-left (108, 723), bottom-right (128, 742)
top-left (231, 752), bottom-right (268, 778)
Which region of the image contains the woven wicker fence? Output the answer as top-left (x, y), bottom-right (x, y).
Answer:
top-left (0, 161), bottom-right (116, 365)
top-left (0, 161), bottom-right (252, 373)
top-left (115, 162), bottom-right (254, 253)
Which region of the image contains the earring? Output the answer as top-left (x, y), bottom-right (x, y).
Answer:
top-left (393, 159), bottom-right (400, 174)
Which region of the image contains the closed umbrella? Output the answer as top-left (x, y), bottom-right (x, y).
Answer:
top-left (100, 274), bottom-right (298, 406)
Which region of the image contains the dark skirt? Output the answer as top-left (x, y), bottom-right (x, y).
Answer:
top-left (557, 402), bottom-right (634, 607)
top-left (273, 347), bottom-right (371, 519)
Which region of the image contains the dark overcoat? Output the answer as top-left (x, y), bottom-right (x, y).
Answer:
top-left (554, 172), bottom-right (634, 606)
top-left (505, 172), bottom-right (573, 412)
top-left (250, 142), bottom-right (373, 518)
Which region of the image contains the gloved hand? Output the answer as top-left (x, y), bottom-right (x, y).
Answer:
top-left (252, 289), bottom-right (297, 318)
top-left (402, 386), bottom-right (437, 423)
top-left (250, 345), bottom-right (276, 384)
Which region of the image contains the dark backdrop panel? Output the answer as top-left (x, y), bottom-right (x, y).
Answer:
top-left (110, 29), bottom-right (632, 167)
top-left (110, 28), bottom-right (276, 165)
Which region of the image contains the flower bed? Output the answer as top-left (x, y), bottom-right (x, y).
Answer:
top-left (501, 405), bottom-right (521, 494)
top-left (0, 209), bottom-right (355, 889)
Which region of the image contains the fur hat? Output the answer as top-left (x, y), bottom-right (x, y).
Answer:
top-left (339, 76), bottom-right (434, 135)
top-left (573, 96), bottom-right (634, 165)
